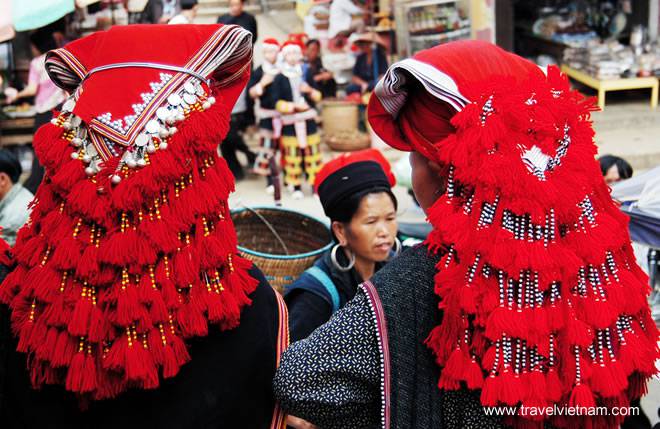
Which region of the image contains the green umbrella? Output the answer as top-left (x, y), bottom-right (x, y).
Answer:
top-left (12, 0), bottom-right (75, 32)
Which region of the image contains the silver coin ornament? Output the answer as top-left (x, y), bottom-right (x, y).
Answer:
top-left (135, 133), bottom-right (150, 147)
top-left (183, 93), bottom-right (197, 105)
top-left (157, 107), bottom-right (171, 121)
top-left (167, 93), bottom-right (182, 106)
top-left (146, 120), bottom-right (160, 134)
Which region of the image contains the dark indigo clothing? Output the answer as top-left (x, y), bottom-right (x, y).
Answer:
top-left (274, 245), bottom-right (504, 428)
top-left (249, 66), bottom-right (278, 131)
top-left (220, 112), bottom-right (254, 180)
top-left (285, 250), bottom-right (368, 342)
top-left (348, 48), bottom-right (388, 94)
top-left (303, 59), bottom-right (337, 99)
top-left (138, 0), bottom-right (180, 24)
top-left (217, 12), bottom-right (257, 44)
top-left (1, 266), bottom-right (281, 429)
top-left (275, 290), bottom-right (381, 429)
top-left (270, 74), bottom-right (318, 137)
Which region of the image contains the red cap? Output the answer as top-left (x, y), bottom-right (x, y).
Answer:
top-left (314, 148), bottom-right (395, 194)
top-left (281, 40), bottom-right (303, 54)
top-left (262, 38), bottom-right (280, 49)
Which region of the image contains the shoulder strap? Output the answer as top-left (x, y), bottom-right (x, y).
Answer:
top-left (306, 266), bottom-right (340, 314)
top-left (270, 290), bottom-right (289, 429)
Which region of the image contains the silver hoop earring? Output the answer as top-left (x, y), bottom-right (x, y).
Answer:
top-left (331, 244), bottom-right (355, 272)
top-left (391, 237), bottom-right (402, 258)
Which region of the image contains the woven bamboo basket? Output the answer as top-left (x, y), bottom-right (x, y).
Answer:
top-left (320, 100), bottom-right (359, 137)
top-left (324, 129), bottom-right (371, 152)
top-left (231, 207), bottom-right (333, 292)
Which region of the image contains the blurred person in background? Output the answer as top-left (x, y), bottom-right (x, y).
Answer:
top-left (168, 0), bottom-right (198, 24)
top-left (140, 0), bottom-right (181, 23)
top-left (221, 87), bottom-right (257, 181)
top-left (218, 0), bottom-right (258, 125)
top-left (303, 39), bottom-right (336, 99)
top-left (4, 29), bottom-right (66, 194)
top-left (217, 0), bottom-right (257, 44)
top-left (0, 150), bottom-right (33, 246)
top-left (599, 154), bottom-right (633, 185)
top-left (249, 38), bottom-right (281, 193)
top-left (346, 33), bottom-right (388, 95)
top-left (285, 149), bottom-right (398, 342)
top-left (328, 0), bottom-right (364, 39)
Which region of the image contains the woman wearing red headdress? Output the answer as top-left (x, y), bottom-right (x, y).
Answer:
top-left (0, 24), bottom-right (288, 429)
top-left (274, 40), bottom-right (659, 429)
top-left (285, 148), bottom-right (399, 343)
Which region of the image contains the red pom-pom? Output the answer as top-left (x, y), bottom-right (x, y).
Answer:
top-left (51, 236), bottom-right (84, 271)
top-left (545, 368), bottom-right (563, 403)
top-left (68, 297), bottom-right (93, 337)
top-left (65, 350), bottom-right (97, 393)
top-left (499, 369), bottom-right (525, 405)
top-left (481, 374), bottom-right (501, 406)
top-left (569, 383), bottom-right (595, 408)
top-left (465, 356), bottom-right (485, 389)
top-left (51, 331), bottom-right (77, 367)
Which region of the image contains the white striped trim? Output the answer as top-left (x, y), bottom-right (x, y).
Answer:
top-left (374, 58), bottom-right (470, 118)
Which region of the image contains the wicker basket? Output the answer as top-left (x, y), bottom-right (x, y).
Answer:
top-left (231, 207), bottom-right (333, 292)
top-left (324, 129), bottom-right (371, 152)
top-left (320, 100), bottom-right (359, 137)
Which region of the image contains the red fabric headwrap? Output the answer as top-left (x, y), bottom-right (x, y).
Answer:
top-left (0, 24), bottom-right (259, 401)
top-left (314, 148), bottom-right (395, 193)
top-left (370, 41), bottom-right (660, 429)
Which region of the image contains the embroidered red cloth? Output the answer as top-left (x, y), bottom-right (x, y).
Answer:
top-left (0, 24), bottom-right (258, 401)
top-left (369, 41), bottom-right (659, 429)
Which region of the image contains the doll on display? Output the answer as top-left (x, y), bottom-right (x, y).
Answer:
top-left (248, 38), bottom-right (282, 194)
top-left (270, 40), bottom-right (323, 200)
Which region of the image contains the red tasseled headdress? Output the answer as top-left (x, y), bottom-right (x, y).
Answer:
top-left (0, 24), bottom-right (258, 400)
top-left (369, 40), bottom-right (659, 428)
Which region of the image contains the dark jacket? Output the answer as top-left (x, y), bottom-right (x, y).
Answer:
top-left (270, 73), bottom-right (318, 137)
top-left (217, 12), bottom-right (257, 44)
top-left (249, 66), bottom-right (278, 131)
top-left (285, 250), bottom-right (372, 342)
top-left (303, 59), bottom-right (337, 99)
top-left (353, 48), bottom-right (388, 89)
top-left (1, 266), bottom-right (284, 429)
top-left (274, 245), bottom-right (502, 428)
top-left (139, 0), bottom-right (181, 24)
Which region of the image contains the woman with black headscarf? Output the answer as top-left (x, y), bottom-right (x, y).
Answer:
top-left (284, 149), bottom-right (399, 342)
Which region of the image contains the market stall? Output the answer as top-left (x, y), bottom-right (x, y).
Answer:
top-left (394, 0), bottom-right (471, 57)
top-left (560, 63), bottom-right (658, 109)
top-left (514, 2), bottom-right (660, 110)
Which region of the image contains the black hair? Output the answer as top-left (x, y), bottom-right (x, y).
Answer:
top-left (598, 155), bottom-right (633, 180)
top-left (29, 29), bottom-right (57, 55)
top-left (306, 39), bottom-right (320, 48)
top-left (0, 150), bottom-right (23, 184)
top-left (329, 187), bottom-right (398, 224)
top-left (181, 0), bottom-right (198, 10)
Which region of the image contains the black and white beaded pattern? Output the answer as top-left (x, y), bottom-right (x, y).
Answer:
top-left (273, 291), bottom-right (381, 429)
